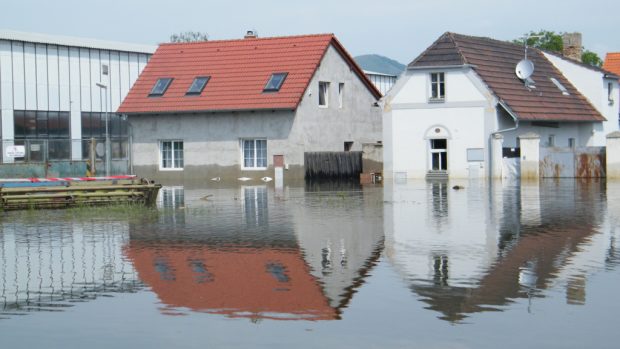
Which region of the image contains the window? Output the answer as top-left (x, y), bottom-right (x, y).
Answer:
top-left (242, 139), bottom-right (267, 169)
top-left (319, 81), bottom-right (330, 107)
top-left (344, 141), bottom-right (353, 151)
top-left (548, 135), bottom-right (555, 147)
top-left (186, 76), bottom-right (210, 95)
top-left (160, 140), bottom-right (184, 170)
top-left (550, 77), bottom-right (569, 95)
top-left (14, 110), bottom-right (70, 139)
top-left (150, 78), bottom-right (173, 97)
top-left (569, 138), bottom-right (576, 148)
top-left (338, 83), bottom-right (344, 108)
top-left (609, 82), bottom-right (615, 104)
top-left (430, 138), bottom-right (447, 171)
top-left (430, 73), bottom-right (445, 101)
top-left (263, 73), bottom-right (287, 92)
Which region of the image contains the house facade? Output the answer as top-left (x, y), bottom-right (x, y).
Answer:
top-left (383, 32), bottom-right (620, 179)
top-left (0, 30), bottom-right (154, 172)
top-left (118, 33), bottom-right (382, 182)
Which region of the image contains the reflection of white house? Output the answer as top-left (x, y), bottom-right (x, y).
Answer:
top-left (383, 32), bottom-right (620, 179)
top-left (384, 180), bottom-right (616, 322)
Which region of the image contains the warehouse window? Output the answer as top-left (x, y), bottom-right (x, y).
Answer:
top-left (14, 110), bottom-right (70, 139)
top-left (242, 139), bottom-right (267, 169)
top-left (160, 140), bottom-right (184, 170)
top-left (186, 76), bottom-right (210, 95)
top-left (263, 73), bottom-right (287, 92)
top-left (150, 78), bottom-right (173, 96)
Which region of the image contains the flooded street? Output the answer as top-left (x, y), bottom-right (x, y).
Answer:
top-left (1, 179), bottom-right (619, 348)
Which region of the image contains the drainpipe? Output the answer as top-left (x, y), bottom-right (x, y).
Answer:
top-left (494, 100), bottom-right (519, 135)
top-left (490, 101), bottom-right (520, 179)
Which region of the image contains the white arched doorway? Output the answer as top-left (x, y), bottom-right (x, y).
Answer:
top-left (425, 125), bottom-right (451, 173)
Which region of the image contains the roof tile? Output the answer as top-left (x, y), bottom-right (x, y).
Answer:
top-left (409, 32), bottom-right (605, 122)
top-left (118, 34), bottom-right (380, 114)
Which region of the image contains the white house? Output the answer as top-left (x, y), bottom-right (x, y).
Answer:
top-left (383, 32), bottom-right (620, 179)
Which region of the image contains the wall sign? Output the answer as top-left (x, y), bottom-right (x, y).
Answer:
top-left (5, 145), bottom-right (26, 158)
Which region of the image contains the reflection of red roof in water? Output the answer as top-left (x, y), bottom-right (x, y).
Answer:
top-left (125, 243), bottom-right (337, 321)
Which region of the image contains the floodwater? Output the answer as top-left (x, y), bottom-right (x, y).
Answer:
top-left (0, 179), bottom-right (619, 348)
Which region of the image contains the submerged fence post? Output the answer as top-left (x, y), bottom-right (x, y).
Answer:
top-left (606, 131), bottom-right (620, 179)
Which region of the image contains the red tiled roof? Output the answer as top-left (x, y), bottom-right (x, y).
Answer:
top-left (603, 52), bottom-right (620, 78)
top-left (118, 34), bottom-right (380, 114)
top-left (409, 32), bottom-right (605, 122)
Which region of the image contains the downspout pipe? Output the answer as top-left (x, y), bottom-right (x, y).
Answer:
top-left (490, 101), bottom-right (520, 179)
top-left (494, 100), bottom-right (519, 134)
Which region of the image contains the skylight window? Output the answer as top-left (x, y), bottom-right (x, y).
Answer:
top-left (263, 73), bottom-right (288, 92)
top-left (186, 76), bottom-right (210, 95)
top-left (150, 78), bottom-right (173, 97)
top-left (550, 77), bottom-right (570, 95)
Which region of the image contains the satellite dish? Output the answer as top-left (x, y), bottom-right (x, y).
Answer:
top-left (516, 59), bottom-right (534, 80)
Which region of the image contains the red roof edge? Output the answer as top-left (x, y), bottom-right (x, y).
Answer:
top-left (329, 36), bottom-right (383, 100)
top-left (291, 35), bottom-right (383, 109)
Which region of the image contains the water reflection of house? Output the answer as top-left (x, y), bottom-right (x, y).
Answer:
top-left (385, 180), bottom-right (611, 322)
top-left (0, 217), bottom-right (139, 314)
top-left (126, 185), bottom-right (384, 320)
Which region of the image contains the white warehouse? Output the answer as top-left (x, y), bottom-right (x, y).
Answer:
top-left (0, 30), bottom-right (154, 171)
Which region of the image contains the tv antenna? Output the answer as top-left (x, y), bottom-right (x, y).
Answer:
top-left (515, 34), bottom-right (542, 84)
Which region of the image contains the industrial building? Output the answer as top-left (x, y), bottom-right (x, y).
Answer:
top-left (0, 30), bottom-right (154, 175)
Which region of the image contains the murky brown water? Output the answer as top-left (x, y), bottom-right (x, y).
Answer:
top-left (1, 179), bottom-right (618, 348)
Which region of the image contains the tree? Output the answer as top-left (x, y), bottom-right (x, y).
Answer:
top-left (581, 49), bottom-right (602, 67)
top-left (512, 30), bottom-right (563, 52)
top-left (169, 31), bottom-right (209, 43)
top-left (512, 30), bottom-right (602, 67)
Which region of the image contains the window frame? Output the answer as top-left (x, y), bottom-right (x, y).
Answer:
top-left (429, 72), bottom-right (445, 102)
top-left (241, 139), bottom-right (268, 170)
top-left (263, 72), bottom-right (288, 92)
top-left (186, 76), bottom-right (210, 96)
top-left (149, 78), bottom-right (174, 97)
top-left (160, 140), bottom-right (184, 171)
top-left (319, 81), bottom-right (330, 108)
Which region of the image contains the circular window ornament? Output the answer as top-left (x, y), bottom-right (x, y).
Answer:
top-left (435, 128), bottom-right (441, 133)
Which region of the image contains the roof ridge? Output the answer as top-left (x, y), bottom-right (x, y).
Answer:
top-left (159, 33), bottom-right (335, 46)
top-left (446, 32), bottom-right (468, 65)
top-left (407, 32), bottom-right (465, 67)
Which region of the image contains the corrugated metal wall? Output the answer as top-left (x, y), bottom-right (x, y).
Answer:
top-left (0, 39), bottom-right (150, 160)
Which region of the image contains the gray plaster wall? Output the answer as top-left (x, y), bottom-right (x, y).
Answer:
top-left (129, 44), bottom-right (382, 182)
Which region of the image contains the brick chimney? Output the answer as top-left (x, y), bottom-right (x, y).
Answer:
top-left (562, 32), bottom-right (582, 62)
top-left (244, 30), bottom-right (258, 39)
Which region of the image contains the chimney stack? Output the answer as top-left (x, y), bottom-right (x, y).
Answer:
top-left (562, 32), bottom-right (582, 62)
top-left (244, 30), bottom-right (258, 39)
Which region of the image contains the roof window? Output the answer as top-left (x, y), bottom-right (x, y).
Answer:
top-left (186, 76), bottom-right (210, 95)
top-left (550, 77), bottom-right (570, 95)
top-left (263, 73), bottom-right (288, 92)
top-left (150, 78), bottom-right (173, 97)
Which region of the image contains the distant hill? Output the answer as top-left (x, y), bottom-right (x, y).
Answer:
top-left (354, 54), bottom-right (406, 76)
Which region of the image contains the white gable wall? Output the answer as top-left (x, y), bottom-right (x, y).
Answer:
top-left (543, 53), bottom-right (620, 145)
top-left (384, 67), bottom-right (494, 178)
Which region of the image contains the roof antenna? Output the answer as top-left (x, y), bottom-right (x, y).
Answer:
top-left (516, 34), bottom-right (542, 89)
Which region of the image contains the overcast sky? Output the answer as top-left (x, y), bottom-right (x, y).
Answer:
top-left (1, 0), bottom-right (618, 64)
